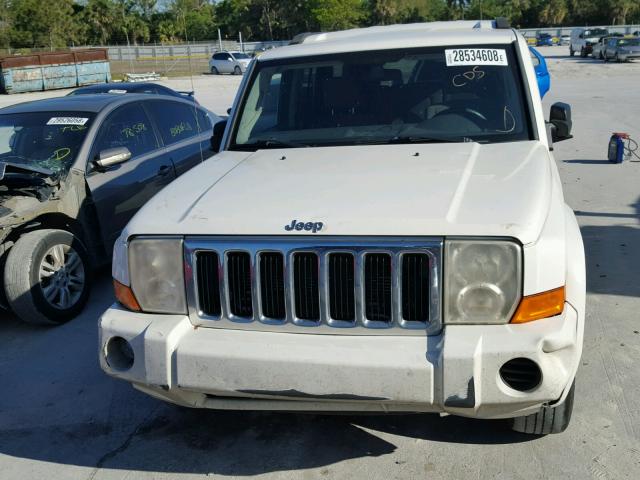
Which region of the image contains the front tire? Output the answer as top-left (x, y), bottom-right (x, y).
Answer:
top-left (234, 66), bottom-right (242, 75)
top-left (569, 47), bottom-right (575, 57)
top-left (510, 381), bottom-right (575, 435)
top-left (580, 47), bottom-right (587, 58)
top-left (3, 229), bottom-right (91, 325)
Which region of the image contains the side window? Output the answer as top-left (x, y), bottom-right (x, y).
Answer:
top-left (0, 126), bottom-right (13, 154)
top-left (146, 100), bottom-right (199, 145)
top-left (213, 53), bottom-right (222, 60)
top-left (222, 53), bottom-right (231, 60)
top-left (196, 108), bottom-right (213, 133)
top-left (93, 103), bottom-right (158, 159)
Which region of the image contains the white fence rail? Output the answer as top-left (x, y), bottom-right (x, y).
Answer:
top-left (75, 40), bottom-right (289, 62)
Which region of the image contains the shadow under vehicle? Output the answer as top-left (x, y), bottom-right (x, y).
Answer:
top-left (0, 94), bottom-right (215, 325)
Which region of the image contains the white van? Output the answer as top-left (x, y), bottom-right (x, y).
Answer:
top-left (570, 27), bottom-right (609, 57)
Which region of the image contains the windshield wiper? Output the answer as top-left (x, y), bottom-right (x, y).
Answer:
top-left (235, 138), bottom-right (308, 150)
top-left (386, 135), bottom-right (474, 144)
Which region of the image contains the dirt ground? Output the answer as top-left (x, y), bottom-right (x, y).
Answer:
top-left (0, 46), bottom-right (639, 480)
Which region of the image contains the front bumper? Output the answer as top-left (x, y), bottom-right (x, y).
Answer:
top-left (619, 52), bottom-right (640, 61)
top-left (99, 303), bottom-right (581, 420)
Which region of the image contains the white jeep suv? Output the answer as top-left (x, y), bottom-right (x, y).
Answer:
top-left (100, 19), bottom-right (585, 435)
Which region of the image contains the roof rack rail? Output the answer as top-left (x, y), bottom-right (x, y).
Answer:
top-left (494, 17), bottom-right (510, 29)
top-left (290, 32), bottom-right (320, 45)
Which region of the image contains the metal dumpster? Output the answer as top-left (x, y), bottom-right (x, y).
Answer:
top-left (0, 49), bottom-right (110, 94)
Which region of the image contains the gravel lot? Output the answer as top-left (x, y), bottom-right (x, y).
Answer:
top-left (1, 46), bottom-right (639, 480)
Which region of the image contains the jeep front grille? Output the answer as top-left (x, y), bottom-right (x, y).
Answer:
top-left (402, 253), bottom-right (430, 322)
top-left (185, 237), bottom-right (442, 335)
top-left (364, 253), bottom-right (392, 322)
top-left (196, 251), bottom-right (221, 317)
top-left (293, 252), bottom-right (320, 321)
top-left (259, 252), bottom-right (286, 320)
top-left (227, 251), bottom-right (253, 318)
top-left (328, 253), bottom-right (355, 321)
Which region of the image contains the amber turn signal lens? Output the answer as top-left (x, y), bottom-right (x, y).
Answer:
top-left (114, 279), bottom-right (141, 312)
top-left (511, 287), bottom-right (565, 324)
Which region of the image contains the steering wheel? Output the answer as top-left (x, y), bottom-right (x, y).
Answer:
top-left (432, 106), bottom-right (488, 124)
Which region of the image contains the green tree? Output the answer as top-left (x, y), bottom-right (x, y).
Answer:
top-left (81, 0), bottom-right (119, 45)
top-left (167, 0), bottom-right (216, 41)
top-left (369, 0), bottom-right (447, 25)
top-left (539, 0), bottom-right (568, 25)
top-left (311, 0), bottom-right (366, 31)
top-left (608, 0), bottom-right (639, 25)
top-left (9, 0), bottom-right (80, 48)
top-left (0, 0), bottom-right (11, 49)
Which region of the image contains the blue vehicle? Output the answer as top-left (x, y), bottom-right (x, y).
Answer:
top-left (536, 33), bottom-right (554, 46)
top-left (529, 47), bottom-right (550, 98)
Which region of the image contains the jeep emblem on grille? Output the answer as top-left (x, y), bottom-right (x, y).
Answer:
top-left (284, 220), bottom-right (324, 233)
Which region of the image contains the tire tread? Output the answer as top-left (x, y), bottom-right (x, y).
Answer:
top-left (511, 381), bottom-right (575, 435)
top-left (3, 229), bottom-right (90, 325)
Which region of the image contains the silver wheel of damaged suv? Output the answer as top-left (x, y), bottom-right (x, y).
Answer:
top-left (39, 244), bottom-right (85, 310)
top-left (3, 229), bottom-right (91, 325)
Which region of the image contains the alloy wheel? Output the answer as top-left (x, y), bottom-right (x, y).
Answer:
top-left (39, 244), bottom-right (85, 310)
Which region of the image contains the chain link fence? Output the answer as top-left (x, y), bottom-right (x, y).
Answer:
top-left (80, 40), bottom-right (289, 78)
top-left (1, 40), bottom-right (289, 79)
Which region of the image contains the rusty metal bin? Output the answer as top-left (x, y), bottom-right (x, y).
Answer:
top-left (0, 49), bottom-right (111, 94)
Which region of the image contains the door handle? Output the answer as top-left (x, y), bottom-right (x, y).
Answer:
top-left (158, 165), bottom-right (171, 176)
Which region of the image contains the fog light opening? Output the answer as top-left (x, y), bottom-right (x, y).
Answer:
top-left (499, 357), bottom-right (542, 392)
top-left (105, 336), bottom-right (135, 371)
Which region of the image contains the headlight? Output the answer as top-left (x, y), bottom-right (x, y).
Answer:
top-left (445, 240), bottom-right (522, 324)
top-left (128, 237), bottom-right (186, 314)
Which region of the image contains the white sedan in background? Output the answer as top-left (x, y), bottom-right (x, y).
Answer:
top-left (209, 51), bottom-right (252, 75)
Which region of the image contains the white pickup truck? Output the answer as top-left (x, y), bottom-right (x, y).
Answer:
top-left (100, 19), bottom-right (585, 435)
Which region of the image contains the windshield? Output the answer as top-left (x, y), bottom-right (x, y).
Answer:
top-left (0, 112), bottom-right (94, 175)
top-left (585, 29), bottom-right (608, 37)
top-left (230, 44), bottom-right (532, 150)
top-left (233, 53), bottom-right (251, 59)
top-left (619, 38), bottom-right (640, 46)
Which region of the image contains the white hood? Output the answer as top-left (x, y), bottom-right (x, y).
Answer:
top-left (126, 141), bottom-right (553, 245)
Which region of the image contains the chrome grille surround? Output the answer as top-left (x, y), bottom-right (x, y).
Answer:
top-left (184, 237), bottom-right (443, 336)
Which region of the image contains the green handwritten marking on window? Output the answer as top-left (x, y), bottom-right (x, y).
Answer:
top-left (170, 121), bottom-right (193, 137)
top-left (51, 147), bottom-right (71, 161)
top-left (61, 125), bottom-right (88, 133)
top-left (121, 122), bottom-right (147, 139)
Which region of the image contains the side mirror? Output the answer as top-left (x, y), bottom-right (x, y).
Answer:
top-left (211, 119), bottom-right (227, 152)
top-left (94, 146), bottom-right (131, 169)
top-left (549, 102), bottom-right (573, 143)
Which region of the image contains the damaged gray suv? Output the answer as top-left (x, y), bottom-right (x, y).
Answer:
top-left (0, 94), bottom-right (215, 325)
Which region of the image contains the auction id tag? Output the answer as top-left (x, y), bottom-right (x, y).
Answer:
top-left (47, 117), bottom-right (89, 126)
top-left (445, 48), bottom-right (508, 67)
